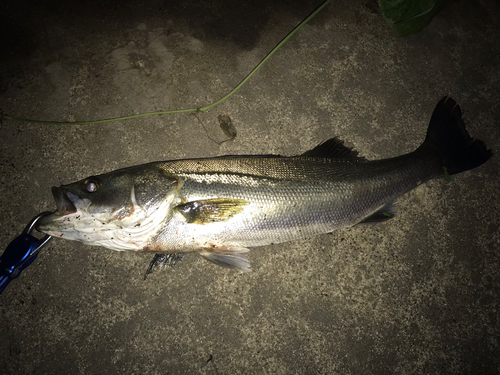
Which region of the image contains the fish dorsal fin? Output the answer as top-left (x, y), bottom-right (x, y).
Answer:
top-left (301, 138), bottom-right (367, 161)
top-left (175, 198), bottom-right (250, 224)
top-left (358, 202), bottom-right (397, 224)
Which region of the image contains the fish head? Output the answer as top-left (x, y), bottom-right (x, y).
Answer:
top-left (37, 165), bottom-right (181, 250)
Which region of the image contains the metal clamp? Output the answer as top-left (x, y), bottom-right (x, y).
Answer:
top-left (0, 212), bottom-right (53, 295)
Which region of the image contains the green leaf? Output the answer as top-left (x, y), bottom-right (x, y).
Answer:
top-left (443, 167), bottom-right (451, 182)
top-left (378, 0), bottom-right (450, 36)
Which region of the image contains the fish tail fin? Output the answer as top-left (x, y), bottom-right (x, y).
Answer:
top-left (419, 96), bottom-right (492, 175)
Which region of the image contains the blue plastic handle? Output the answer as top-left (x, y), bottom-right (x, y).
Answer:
top-left (0, 234), bottom-right (41, 294)
top-left (0, 212), bottom-right (53, 295)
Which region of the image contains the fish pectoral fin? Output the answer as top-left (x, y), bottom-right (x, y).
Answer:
top-left (358, 202), bottom-right (397, 224)
top-left (175, 198), bottom-right (250, 224)
top-left (199, 244), bottom-right (251, 272)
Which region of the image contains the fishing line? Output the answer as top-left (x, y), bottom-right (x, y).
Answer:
top-left (2, 0), bottom-right (331, 125)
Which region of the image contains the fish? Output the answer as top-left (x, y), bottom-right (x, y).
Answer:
top-left (37, 97), bottom-right (492, 272)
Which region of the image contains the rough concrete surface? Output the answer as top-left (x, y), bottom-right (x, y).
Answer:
top-left (0, 0), bottom-right (499, 373)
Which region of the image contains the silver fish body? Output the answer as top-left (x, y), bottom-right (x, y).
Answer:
top-left (152, 153), bottom-right (435, 248)
top-left (37, 97), bottom-right (491, 270)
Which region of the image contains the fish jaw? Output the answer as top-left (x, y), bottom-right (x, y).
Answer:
top-left (37, 186), bottom-right (177, 251)
top-left (37, 187), bottom-right (94, 239)
top-left (52, 186), bottom-right (77, 215)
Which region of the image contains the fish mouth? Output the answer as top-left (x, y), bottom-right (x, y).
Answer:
top-left (52, 186), bottom-right (77, 215)
top-left (36, 187), bottom-right (79, 232)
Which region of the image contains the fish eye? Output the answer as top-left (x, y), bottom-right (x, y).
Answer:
top-left (85, 178), bottom-right (101, 193)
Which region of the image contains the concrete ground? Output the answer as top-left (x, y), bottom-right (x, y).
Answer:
top-left (1, 0), bottom-right (499, 373)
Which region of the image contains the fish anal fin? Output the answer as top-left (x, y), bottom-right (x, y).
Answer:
top-left (175, 198), bottom-right (250, 224)
top-left (301, 138), bottom-right (367, 161)
top-left (359, 202), bottom-right (397, 224)
top-left (198, 243), bottom-right (251, 271)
